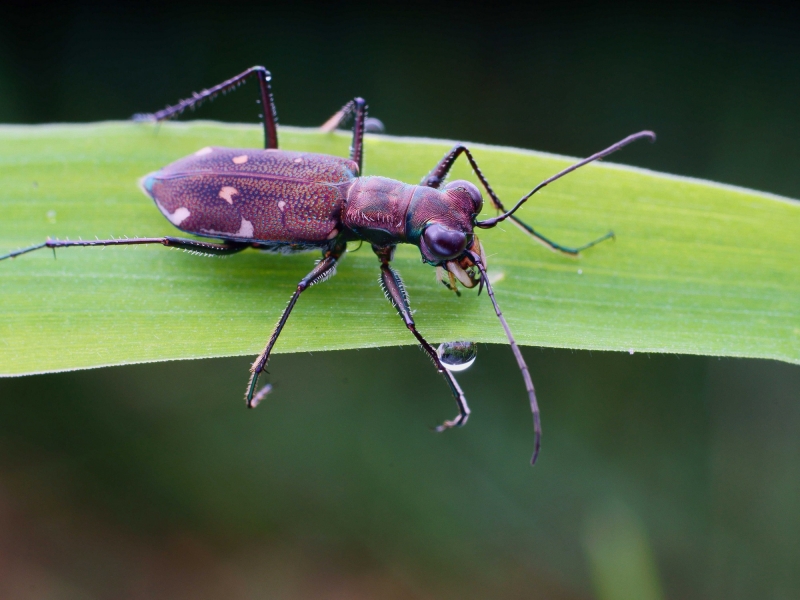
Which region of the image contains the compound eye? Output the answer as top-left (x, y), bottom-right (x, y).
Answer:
top-left (422, 224), bottom-right (468, 261)
top-left (443, 180), bottom-right (483, 213)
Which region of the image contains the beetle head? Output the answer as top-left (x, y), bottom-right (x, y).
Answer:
top-left (414, 180), bottom-right (486, 289)
top-left (442, 180), bottom-right (483, 215)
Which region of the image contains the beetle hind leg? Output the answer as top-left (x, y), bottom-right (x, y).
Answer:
top-left (0, 236), bottom-right (249, 261)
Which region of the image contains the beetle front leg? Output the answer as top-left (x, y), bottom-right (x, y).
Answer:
top-left (373, 246), bottom-right (470, 430)
top-left (246, 248), bottom-right (343, 407)
top-left (421, 144), bottom-right (614, 256)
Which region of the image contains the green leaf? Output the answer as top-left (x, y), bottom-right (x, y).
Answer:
top-left (1, 121), bottom-right (798, 376)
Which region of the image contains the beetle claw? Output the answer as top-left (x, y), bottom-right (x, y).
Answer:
top-left (434, 413), bottom-right (468, 432)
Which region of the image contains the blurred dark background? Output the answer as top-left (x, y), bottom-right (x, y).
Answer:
top-left (1, 1), bottom-right (800, 598)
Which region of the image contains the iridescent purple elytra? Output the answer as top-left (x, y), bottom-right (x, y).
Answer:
top-left (1, 65), bottom-right (655, 464)
top-left (141, 146), bottom-right (481, 256)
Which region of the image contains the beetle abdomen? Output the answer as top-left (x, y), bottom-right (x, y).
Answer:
top-left (141, 148), bottom-right (357, 244)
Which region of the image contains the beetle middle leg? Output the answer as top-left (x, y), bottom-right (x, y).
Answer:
top-left (421, 144), bottom-right (615, 256)
top-left (246, 242), bottom-right (345, 407)
top-left (373, 245), bottom-right (471, 430)
top-left (133, 65), bottom-right (280, 150)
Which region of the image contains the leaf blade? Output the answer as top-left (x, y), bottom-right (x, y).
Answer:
top-left (1, 121), bottom-right (798, 376)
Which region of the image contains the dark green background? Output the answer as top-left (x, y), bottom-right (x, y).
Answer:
top-left (1, 2), bottom-right (799, 598)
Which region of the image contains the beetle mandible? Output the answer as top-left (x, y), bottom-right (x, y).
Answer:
top-left (1, 66), bottom-right (655, 464)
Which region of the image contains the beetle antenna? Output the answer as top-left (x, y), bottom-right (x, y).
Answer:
top-left (476, 131), bottom-right (655, 229)
top-left (470, 251), bottom-right (541, 464)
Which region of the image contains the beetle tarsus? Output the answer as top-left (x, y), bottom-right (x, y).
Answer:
top-left (0, 242), bottom-right (47, 261)
top-left (434, 409), bottom-right (470, 432)
top-left (1, 236), bottom-right (249, 260)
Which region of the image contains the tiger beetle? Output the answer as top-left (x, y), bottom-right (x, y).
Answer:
top-left (1, 66), bottom-right (655, 464)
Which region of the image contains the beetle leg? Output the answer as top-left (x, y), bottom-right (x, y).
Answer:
top-left (246, 248), bottom-right (343, 407)
top-left (420, 144), bottom-right (615, 256)
top-left (320, 98), bottom-right (384, 175)
top-left (320, 101), bottom-right (384, 135)
top-left (0, 236), bottom-right (249, 261)
top-left (132, 66), bottom-right (279, 150)
top-left (374, 246), bottom-right (470, 430)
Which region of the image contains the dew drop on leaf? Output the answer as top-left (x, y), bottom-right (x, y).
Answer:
top-left (436, 341), bottom-right (477, 372)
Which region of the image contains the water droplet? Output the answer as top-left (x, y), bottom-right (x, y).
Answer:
top-left (437, 341), bottom-right (477, 372)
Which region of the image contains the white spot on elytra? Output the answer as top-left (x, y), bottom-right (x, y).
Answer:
top-left (235, 218), bottom-right (254, 238)
top-left (219, 186), bottom-right (239, 204)
top-left (199, 218), bottom-right (254, 239)
top-left (167, 207), bottom-right (191, 226)
top-left (326, 229), bottom-right (339, 240)
top-left (195, 147), bottom-right (213, 156)
top-left (278, 200), bottom-right (286, 211)
top-left (293, 157), bottom-right (303, 164)
top-left (232, 154), bottom-right (248, 164)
